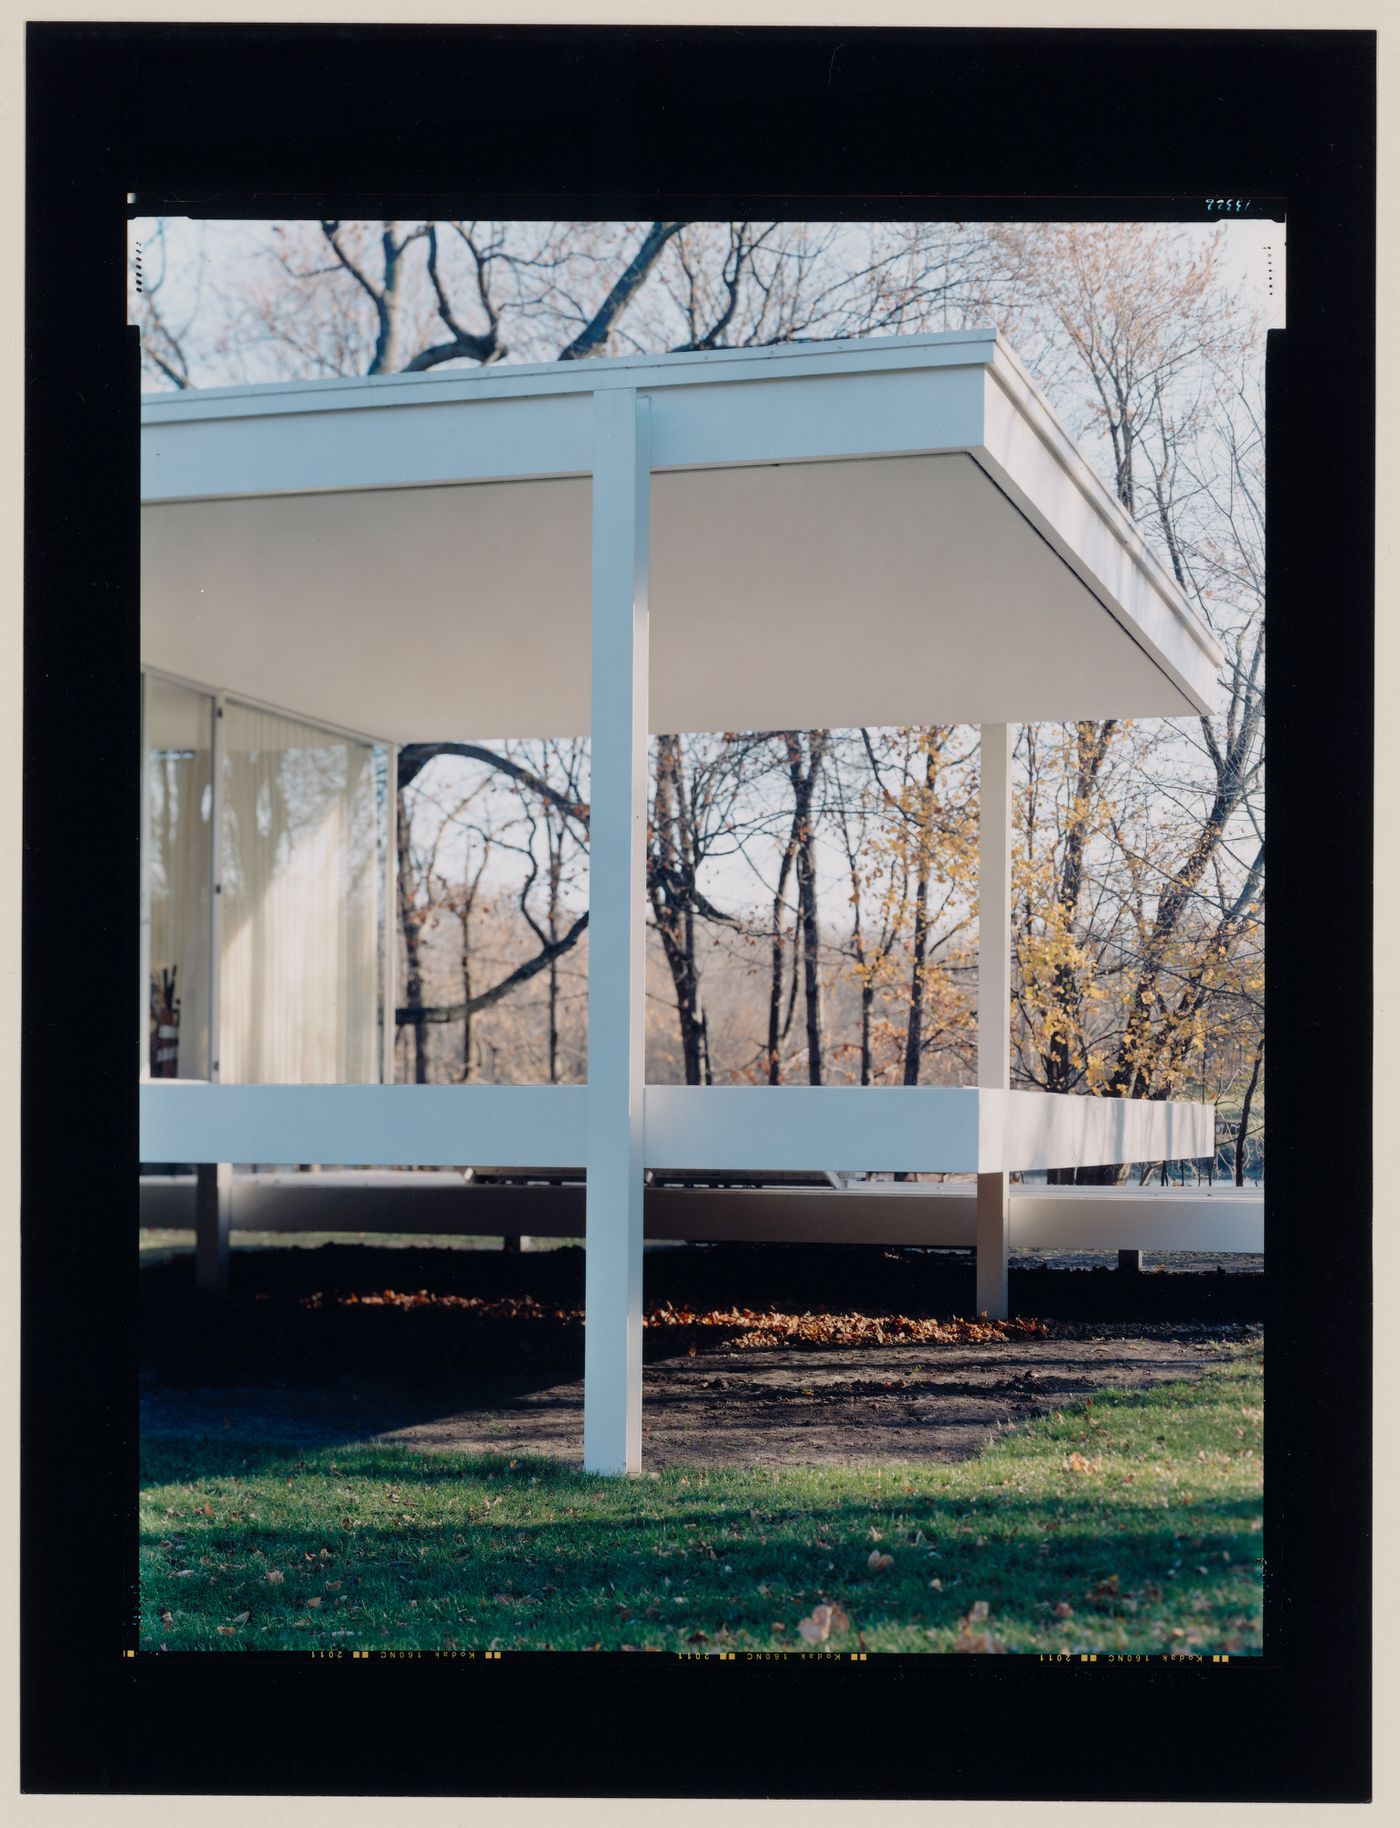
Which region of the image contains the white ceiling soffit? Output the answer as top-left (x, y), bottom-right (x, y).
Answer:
top-left (140, 333), bottom-right (1223, 742)
top-left (141, 452), bottom-right (1213, 744)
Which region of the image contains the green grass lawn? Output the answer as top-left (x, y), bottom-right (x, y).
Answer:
top-left (139, 1346), bottom-right (1262, 1656)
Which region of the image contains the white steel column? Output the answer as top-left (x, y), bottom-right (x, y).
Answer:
top-left (195, 1160), bottom-right (233, 1293)
top-left (583, 387), bottom-right (651, 1475)
top-left (976, 724), bottom-right (1013, 1318)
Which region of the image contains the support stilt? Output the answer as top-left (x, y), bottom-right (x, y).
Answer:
top-left (583, 387), bottom-right (651, 1475)
top-left (195, 1162), bottom-right (232, 1294)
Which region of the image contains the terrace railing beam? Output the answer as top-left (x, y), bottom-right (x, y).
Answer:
top-left (582, 388), bottom-right (652, 1475)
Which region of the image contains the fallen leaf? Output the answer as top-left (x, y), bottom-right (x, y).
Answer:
top-left (929, 1578), bottom-right (943, 1591)
top-left (306, 1596), bottom-right (322, 1610)
top-left (265, 1571), bottom-right (284, 1586)
top-left (954, 1629), bottom-right (1005, 1654)
top-left (797, 1605), bottom-right (834, 1645)
top-left (326, 1580), bottom-right (342, 1593)
top-left (215, 1626), bottom-right (235, 1637)
top-left (159, 1610), bottom-right (173, 1629)
top-left (231, 1610), bottom-right (251, 1626)
top-left (867, 1551), bottom-right (894, 1573)
top-left (1054, 1602), bottom-right (1074, 1619)
top-left (968, 1600), bottom-right (990, 1624)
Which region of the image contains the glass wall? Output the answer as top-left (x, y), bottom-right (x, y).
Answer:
top-left (219, 700), bottom-right (381, 1084)
top-left (144, 674), bottom-right (214, 1079)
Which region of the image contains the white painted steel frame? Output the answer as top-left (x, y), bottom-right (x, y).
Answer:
top-left (140, 664), bottom-right (397, 752)
top-left (583, 389), bottom-right (651, 1474)
top-left (194, 1161), bottom-right (232, 1293)
top-left (141, 331), bottom-right (1224, 740)
top-left (141, 1173), bottom-right (1265, 1255)
top-left (138, 1082), bottom-right (1211, 1175)
top-left (139, 330), bottom-right (1228, 1472)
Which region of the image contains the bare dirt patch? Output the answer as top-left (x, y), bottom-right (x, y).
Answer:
top-left (141, 1239), bottom-right (1261, 1470)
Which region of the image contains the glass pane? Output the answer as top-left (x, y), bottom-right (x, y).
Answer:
top-left (144, 674), bottom-right (213, 1079)
top-left (220, 700), bottom-right (380, 1084)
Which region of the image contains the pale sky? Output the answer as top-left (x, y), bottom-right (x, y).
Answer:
top-left (128, 213), bottom-right (1286, 384)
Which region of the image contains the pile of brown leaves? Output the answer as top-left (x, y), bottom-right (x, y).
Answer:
top-left (297, 1290), bottom-right (577, 1322)
top-left (646, 1303), bottom-right (1050, 1349)
top-left (294, 1288), bottom-right (1049, 1349)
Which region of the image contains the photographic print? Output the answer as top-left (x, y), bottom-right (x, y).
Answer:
top-left (20, 18), bottom-right (1374, 1805)
top-left (131, 212), bottom-right (1273, 1663)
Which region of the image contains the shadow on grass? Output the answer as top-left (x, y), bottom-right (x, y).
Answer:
top-left (139, 1449), bottom-right (1263, 1655)
top-left (139, 1352), bottom-right (1264, 1654)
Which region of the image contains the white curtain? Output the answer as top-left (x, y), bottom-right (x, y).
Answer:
top-left (145, 675), bottom-right (213, 1079)
top-left (219, 701), bottom-right (379, 1084)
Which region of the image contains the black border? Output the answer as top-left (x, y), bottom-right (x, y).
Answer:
top-left (23, 22), bottom-right (1374, 1801)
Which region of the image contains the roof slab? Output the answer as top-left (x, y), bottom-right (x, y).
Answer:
top-left (140, 329), bottom-right (1223, 742)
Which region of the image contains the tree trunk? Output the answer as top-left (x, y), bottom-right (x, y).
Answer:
top-left (395, 787), bottom-right (429, 1085)
top-left (848, 862), bottom-right (873, 1087)
top-left (1102, 692), bottom-right (1262, 1105)
top-left (459, 899), bottom-right (473, 1083)
top-left (1043, 720), bottom-right (1115, 1101)
top-left (902, 745), bottom-right (939, 1087)
top-left (546, 815), bottom-right (562, 1084)
top-left (796, 817), bottom-right (824, 1086)
top-left (767, 828), bottom-right (798, 1086)
top-left (785, 733), bottom-right (828, 1086)
top-left (1235, 1029), bottom-right (1265, 1185)
top-left (649, 734), bottom-right (712, 1086)
top-left (1042, 723), bottom-right (1115, 1185)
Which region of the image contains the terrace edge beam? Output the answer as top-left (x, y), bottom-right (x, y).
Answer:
top-left (976, 724), bottom-right (1013, 1318)
top-left (583, 388), bottom-right (651, 1476)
